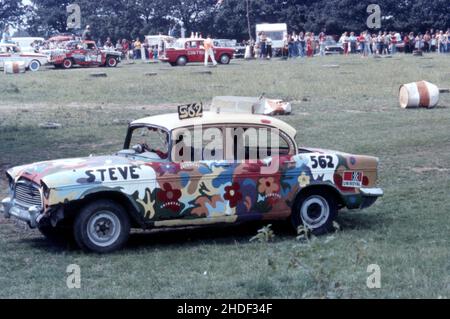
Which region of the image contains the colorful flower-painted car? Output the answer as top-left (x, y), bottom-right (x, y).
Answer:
top-left (1, 101), bottom-right (382, 252)
top-left (48, 40), bottom-right (121, 69)
top-left (159, 38), bottom-right (234, 66)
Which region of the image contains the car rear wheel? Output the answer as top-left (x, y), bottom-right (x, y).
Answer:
top-left (62, 58), bottom-right (73, 69)
top-left (74, 200), bottom-right (130, 253)
top-left (176, 56), bottom-right (187, 66)
top-left (219, 54), bottom-right (230, 64)
top-left (291, 191), bottom-right (337, 235)
top-left (106, 56), bottom-right (118, 67)
top-left (28, 60), bottom-right (41, 72)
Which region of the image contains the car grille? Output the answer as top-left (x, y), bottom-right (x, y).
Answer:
top-left (14, 179), bottom-right (42, 208)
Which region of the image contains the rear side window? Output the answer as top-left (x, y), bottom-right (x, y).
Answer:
top-left (225, 126), bottom-right (290, 161)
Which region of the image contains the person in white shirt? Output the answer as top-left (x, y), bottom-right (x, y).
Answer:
top-left (438, 31), bottom-right (447, 53)
top-left (203, 34), bottom-right (217, 67)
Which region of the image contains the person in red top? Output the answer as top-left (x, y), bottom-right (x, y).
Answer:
top-left (203, 34), bottom-right (218, 67)
top-left (306, 32), bottom-right (313, 57)
top-left (121, 39), bottom-right (129, 60)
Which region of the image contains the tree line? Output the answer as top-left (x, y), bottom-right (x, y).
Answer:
top-left (2, 0), bottom-right (449, 41)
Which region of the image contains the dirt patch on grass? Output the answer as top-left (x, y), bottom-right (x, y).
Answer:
top-left (410, 167), bottom-right (450, 173)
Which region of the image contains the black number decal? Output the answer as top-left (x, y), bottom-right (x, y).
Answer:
top-left (310, 155), bottom-right (335, 169)
top-left (311, 156), bottom-right (318, 168)
top-left (326, 155), bottom-right (335, 168)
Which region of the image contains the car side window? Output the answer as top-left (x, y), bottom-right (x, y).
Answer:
top-left (172, 126), bottom-right (224, 163)
top-left (225, 126), bottom-right (291, 162)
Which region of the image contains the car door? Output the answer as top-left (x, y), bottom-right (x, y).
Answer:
top-left (186, 40), bottom-right (204, 63)
top-left (222, 125), bottom-right (295, 221)
top-left (168, 125), bottom-right (237, 221)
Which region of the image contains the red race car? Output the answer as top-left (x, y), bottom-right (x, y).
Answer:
top-left (159, 38), bottom-right (234, 66)
top-left (48, 40), bottom-right (121, 69)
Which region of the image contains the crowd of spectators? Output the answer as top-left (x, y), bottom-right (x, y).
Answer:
top-left (3, 23), bottom-right (449, 61)
top-left (249, 29), bottom-right (450, 59)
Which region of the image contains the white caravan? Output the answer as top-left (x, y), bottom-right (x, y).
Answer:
top-left (255, 23), bottom-right (287, 49)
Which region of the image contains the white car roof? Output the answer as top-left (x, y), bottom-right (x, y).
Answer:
top-left (131, 111), bottom-right (297, 141)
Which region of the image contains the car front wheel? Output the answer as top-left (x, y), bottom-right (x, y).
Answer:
top-left (292, 191), bottom-right (337, 235)
top-left (74, 200), bottom-right (130, 253)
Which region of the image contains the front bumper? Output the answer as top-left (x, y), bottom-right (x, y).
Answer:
top-left (1, 197), bottom-right (43, 228)
top-left (359, 188), bottom-right (383, 209)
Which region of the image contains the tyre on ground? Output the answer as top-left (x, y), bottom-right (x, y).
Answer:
top-left (176, 56), bottom-right (187, 66)
top-left (291, 190), bottom-right (338, 235)
top-left (73, 199), bottom-right (131, 253)
top-left (219, 54), bottom-right (230, 64)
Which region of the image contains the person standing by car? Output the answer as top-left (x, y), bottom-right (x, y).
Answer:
top-left (121, 39), bottom-right (129, 60)
top-left (1, 25), bottom-right (12, 44)
top-left (82, 25), bottom-right (92, 41)
top-left (104, 37), bottom-right (113, 50)
top-left (340, 32), bottom-right (349, 55)
top-left (133, 37), bottom-right (142, 60)
top-left (115, 40), bottom-right (123, 53)
top-left (319, 32), bottom-right (326, 56)
top-left (298, 32), bottom-right (305, 58)
top-left (438, 30), bottom-right (447, 54)
top-left (259, 32), bottom-right (267, 59)
top-left (349, 32), bottom-right (357, 54)
top-left (203, 34), bottom-right (218, 67)
top-left (266, 37), bottom-right (272, 59)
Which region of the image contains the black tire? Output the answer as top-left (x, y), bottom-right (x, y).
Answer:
top-left (176, 56), bottom-right (187, 66)
top-left (73, 200), bottom-right (130, 253)
top-left (62, 58), bottom-right (73, 69)
top-left (291, 190), bottom-right (337, 235)
top-left (106, 56), bottom-right (118, 67)
top-left (219, 54), bottom-right (230, 64)
top-left (169, 62), bottom-right (177, 67)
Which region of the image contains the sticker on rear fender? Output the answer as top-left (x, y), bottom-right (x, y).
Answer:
top-left (342, 171), bottom-right (363, 187)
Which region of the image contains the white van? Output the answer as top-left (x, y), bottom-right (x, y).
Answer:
top-left (255, 23), bottom-right (287, 49)
top-left (11, 37), bottom-right (45, 53)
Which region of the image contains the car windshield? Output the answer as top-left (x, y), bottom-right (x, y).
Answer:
top-left (127, 126), bottom-right (170, 160)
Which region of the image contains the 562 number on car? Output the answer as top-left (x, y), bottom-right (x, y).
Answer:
top-left (178, 102), bottom-right (203, 120)
top-left (310, 155), bottom-right (335, 169)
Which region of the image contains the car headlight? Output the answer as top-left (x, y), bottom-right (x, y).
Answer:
top-left (6, 173), bottom-right (14, 196)
top-left (41, 182), bottom-right (50, 199)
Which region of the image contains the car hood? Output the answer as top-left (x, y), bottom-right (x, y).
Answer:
top-left (6, 155), bottom-right (154, 189)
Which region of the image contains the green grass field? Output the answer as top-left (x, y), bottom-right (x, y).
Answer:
top-left (0, 55), bottom-right (449, 298)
